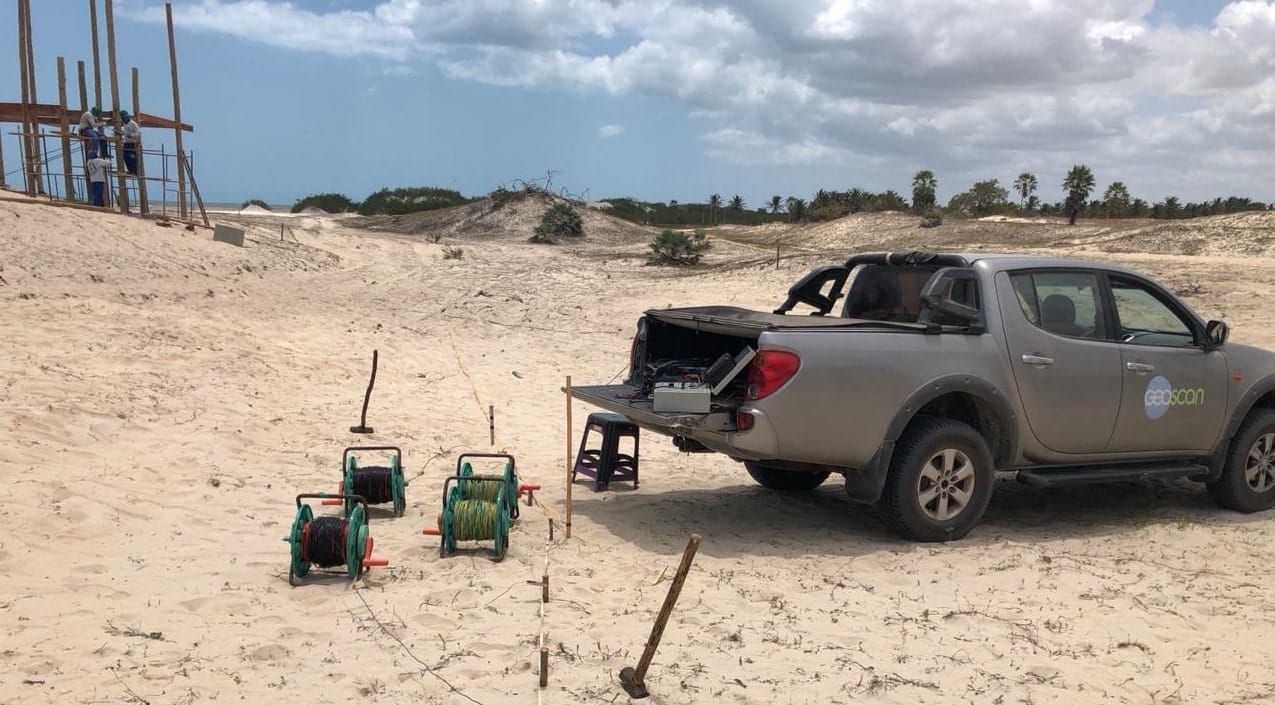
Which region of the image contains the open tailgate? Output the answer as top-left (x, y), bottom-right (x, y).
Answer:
top-left (569, 384), bottom-right (735, 433)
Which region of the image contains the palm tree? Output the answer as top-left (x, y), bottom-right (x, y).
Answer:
top-left (1062, 164), bottom-right (1095, 225)
top-left (1013, 172), bottom-right (1038, 209)
top-left (729, 194), bottom-right (744, 212)
top-left (707, 193), bottom-right (722, 225)
top-left (786, 197), bottom-right (807, 223)
top-left (768, 195), bottom-right (783, 214)
top-left (912, 170), bottom-right (937, 213)
top-left (1103, 181), bottom-right (1131, 218)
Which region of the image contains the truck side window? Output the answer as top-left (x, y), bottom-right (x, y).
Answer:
top-left (1009, 271), bottom-right (1104, 339)
top-left (1110, 277), bottom-right (1196, 347)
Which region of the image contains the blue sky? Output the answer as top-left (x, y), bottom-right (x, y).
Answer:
top-left (3, 1), bottom-right (1271, 207)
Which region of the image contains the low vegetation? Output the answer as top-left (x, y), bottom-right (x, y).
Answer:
top-left (648, 229), bottom-right (710, 265)
top-left (358, 187), bottom-right (471, 216)
top-left (239, 199), bottom-right (271, 211)
top-left (291, 193), bottom-right (357, 214)
top-left (441, 245), bottom-right (464, 260)
top-left (920, 209), bottom-right (943, 228)
top-left (531, 203), bottom-right (584, 243)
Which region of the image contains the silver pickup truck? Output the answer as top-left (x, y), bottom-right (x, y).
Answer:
top-left (572, 252), bottom-right (1275, 541)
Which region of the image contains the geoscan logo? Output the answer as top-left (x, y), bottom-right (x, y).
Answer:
top-left (1144, 375), bottom-right (1205, 420)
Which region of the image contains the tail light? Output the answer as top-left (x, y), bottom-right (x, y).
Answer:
top-left (746, 350), bottom-right (800, 400)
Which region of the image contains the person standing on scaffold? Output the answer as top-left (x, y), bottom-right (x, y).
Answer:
top-left (77, 107), bottom-right (109, 158)
top-left (119, 111), bottom-right (141, 174)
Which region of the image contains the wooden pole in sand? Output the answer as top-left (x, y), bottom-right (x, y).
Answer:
top-left (165, 3), bottom-right (188, 220)
top-left (619, 533), bottom-right (702, 699)
top-left (77, 62), bottom-right (88, 114)
top-left (104, 0), bottom-right (129, 213)
top-left (57, 58), bottom-right (75, 201)
top-left (565, 375), bottom-right (573, 539)
top-left (131, 67), bottom-right (150, 214)
top-left (23, 0), bottom-right (46, 195)
top-left (89, 0), bottom-right (102, 110)
top-left (489, 404), bottom-right (495, 446)
top-left (17, 0), bottom-right (35, 195)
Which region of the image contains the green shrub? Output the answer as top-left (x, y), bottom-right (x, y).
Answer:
top-left (357, 186), bottom-right (470, 216)
top-left (239, 199), bottom-right (271, 211)
top-left (442, 245), bottom-right (464, 260)
top-left (920, 209), bottom-right (943, 228)
top-left (648, 230), bottom-right (710, 265)
top-left (531, 203), bottom-right (584, 243)
top-left (291, 193), bottom-right (357, 214)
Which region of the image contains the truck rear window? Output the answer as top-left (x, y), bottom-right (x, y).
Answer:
top-left (841, 265), bottom-right (977, 323)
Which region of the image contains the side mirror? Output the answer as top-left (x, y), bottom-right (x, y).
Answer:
top-left (1205, 319), bottom-right (1229, 348)
top-left (918, 267), bottom-right (982, 330)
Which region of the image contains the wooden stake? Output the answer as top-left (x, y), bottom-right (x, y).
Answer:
top-left (57, 58), bottom-right (75, 201)
top-left (166, 3), bottom-right (188, 219)
top-left (775, 237), bottom-right (780, 269)
top-left (619, 533), bottom-right (703, 699)
top-left (131, 67), bottom-right (149, 214)
top-left (104, 0), bottom-right (129, 213)
top-left (565, 375), bottom-right (573, 540)
top-left (541, 556), bottom-right (550, 603)
top-left (488, 404), bottom-right (495, 446)
top-left (90, 0), bottom-right (102, 110)
top-left (22, 0), bottom-right (45, 195)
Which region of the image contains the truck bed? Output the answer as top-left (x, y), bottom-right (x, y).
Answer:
top-left (569, 384), bottom-right (736, 433)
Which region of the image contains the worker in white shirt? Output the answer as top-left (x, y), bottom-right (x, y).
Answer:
top-left (87, 154), bottom-right (111, 207)
top-left (78, 107), bottom-right (108, 158)
top-left (119, 111), bottom-right (141, 174)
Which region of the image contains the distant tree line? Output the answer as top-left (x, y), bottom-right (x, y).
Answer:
top-left (291, 187), bottom-right (471, 215)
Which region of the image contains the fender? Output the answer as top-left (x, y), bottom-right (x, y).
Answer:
top-left (844, 374), bottom-right (1019, 503)
top-left (1205, 375), bottom-right (1275, 479)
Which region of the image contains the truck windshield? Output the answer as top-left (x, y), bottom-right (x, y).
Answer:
top-left (841, 265), bottom-right (976, 322)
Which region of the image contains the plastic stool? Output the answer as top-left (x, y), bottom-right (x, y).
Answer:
top-left (572, 412), bottom-right (640, 491)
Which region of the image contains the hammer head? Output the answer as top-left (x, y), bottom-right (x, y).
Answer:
top-left (618, 667), bottom-right (649, 699)
top-left (349, 425), bottom-right (374, 434)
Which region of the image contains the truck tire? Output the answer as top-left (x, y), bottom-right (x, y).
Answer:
top-left (744, 462), bottom-right (831, 491)
top-left (877, 417), bottom-right (994, 542)
top-left (1207, 408), bottom-right (1275, 513)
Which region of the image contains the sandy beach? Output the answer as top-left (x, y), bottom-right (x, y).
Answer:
top-left (3, 197), bottom-right (1275, 704)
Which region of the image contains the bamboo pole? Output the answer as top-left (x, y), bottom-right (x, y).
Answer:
top-left (565, 375), bottom-right (574, 539)
top-left (131, 67), bottom-right (149, 214)
top-left (57, 58), bottom-right (75, 201)
top-left (166, 3), bottom-right (187, 219)
top-left (90, 0), bottom-right (102, 110)
top-left (104, 0), bottom-right (129, 213)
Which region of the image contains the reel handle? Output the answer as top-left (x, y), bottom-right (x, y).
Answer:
top-left (321, 483), bottom-right (345, 505)
top-left (455, 452), bottom-right (516, 476)
top-left (422, 512), bottom-right (443, 536)
top-left (361, 537), bottom-right (389, 568)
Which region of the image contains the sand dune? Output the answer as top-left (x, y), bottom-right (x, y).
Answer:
top-left (3, 199), bottom-right (1275, 704)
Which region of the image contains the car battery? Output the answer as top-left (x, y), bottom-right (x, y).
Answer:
top-left (653, 382), bottom-right (711, 413)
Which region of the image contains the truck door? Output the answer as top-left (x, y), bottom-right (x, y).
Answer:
top-left (998, 270), bottom-right (1123, 454)
top-left (1103, 274), bottom-right (1228, 452)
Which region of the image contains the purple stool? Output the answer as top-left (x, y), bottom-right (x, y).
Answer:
top-left (573, 412), bottom-right (640, 491)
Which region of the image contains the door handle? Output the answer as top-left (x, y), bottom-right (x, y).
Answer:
top-left (1021, 354), bottom-right (1054, 367)
top-left (1126, 361), bottom-right (1155, 373)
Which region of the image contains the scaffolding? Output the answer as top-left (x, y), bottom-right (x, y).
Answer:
top-left (1, 0), bottom-right (206, 226)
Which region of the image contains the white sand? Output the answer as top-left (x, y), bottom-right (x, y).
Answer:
top-left (3, 201), bottom-right (1275, 704)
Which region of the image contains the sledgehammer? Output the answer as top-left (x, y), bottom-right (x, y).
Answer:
top-left (619, 533), bottom-right (702, 699)
top-left (349, 350), bottom-right (377, 434)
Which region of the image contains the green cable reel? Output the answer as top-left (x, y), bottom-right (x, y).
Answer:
top-left (341, 446), bottom-right (407, 517)
top-left (285, 494), bottom-right (388, 586)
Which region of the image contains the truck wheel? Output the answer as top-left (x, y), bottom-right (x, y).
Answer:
top-left (744, 462), bottom-right (831, 491)
top-left (877, 417), bottom-right (994, 542)
top-left (1207, 409), bottom-right (1275, 513)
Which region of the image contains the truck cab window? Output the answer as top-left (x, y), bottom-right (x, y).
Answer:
top-left (1010, 271), bottom-right (1104, 339)
top-left (843, 266), bottom-right (938, 322)
top-left (1110, 277), bottom-right (1197, 347)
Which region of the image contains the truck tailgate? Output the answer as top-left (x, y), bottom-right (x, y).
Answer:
top-left (569, 384), bottom-right (735, 433)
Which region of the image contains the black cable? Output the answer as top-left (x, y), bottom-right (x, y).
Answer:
top-left (305, 516), bottom-right (347, 568)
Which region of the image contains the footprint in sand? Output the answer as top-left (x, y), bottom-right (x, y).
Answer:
top-left (247, 643), bottom-right (290, 661)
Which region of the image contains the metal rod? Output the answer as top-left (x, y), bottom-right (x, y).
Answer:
top-left (161, 142), bottom-right (168, 215)
top-left (104, 0), bottom-right (129, 213)
top-left (166, 3), bottom-right (188, 219)
top-left (565, 375), bottom-right (573, 540)
top-left (131, 66), bottom-right (149, 214)
top-left (90, 0), bottom-right (102, 109)
top-left (58, 57), bottom-right (75, 201)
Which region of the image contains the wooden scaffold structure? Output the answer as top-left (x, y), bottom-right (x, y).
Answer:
top-left (1, 0), bottom-right (208, 226)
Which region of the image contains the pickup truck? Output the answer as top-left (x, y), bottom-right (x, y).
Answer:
top-left (572, 252), bottom-right (1275, 541)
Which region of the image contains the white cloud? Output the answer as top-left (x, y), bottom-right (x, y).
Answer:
top-left (127, 0), bottom-right (1275, 200)
top-left (598, 124), bottom-right (625, 138)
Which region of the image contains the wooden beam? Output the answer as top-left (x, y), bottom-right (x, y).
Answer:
top-left (0, 104), bottom-right (193, 132)
top-left (166, 3), bottom-right (187, 219)
top-left (131, 67), bottom-right (149, 214)
top-left (77, 62), bottom-right (88, 113)
top-left (90, 0), bottom-right (102, 109)
top-left (104, 0), bottom-right (129, 213)
top-left (58, 58), bottom-right (76, 201)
